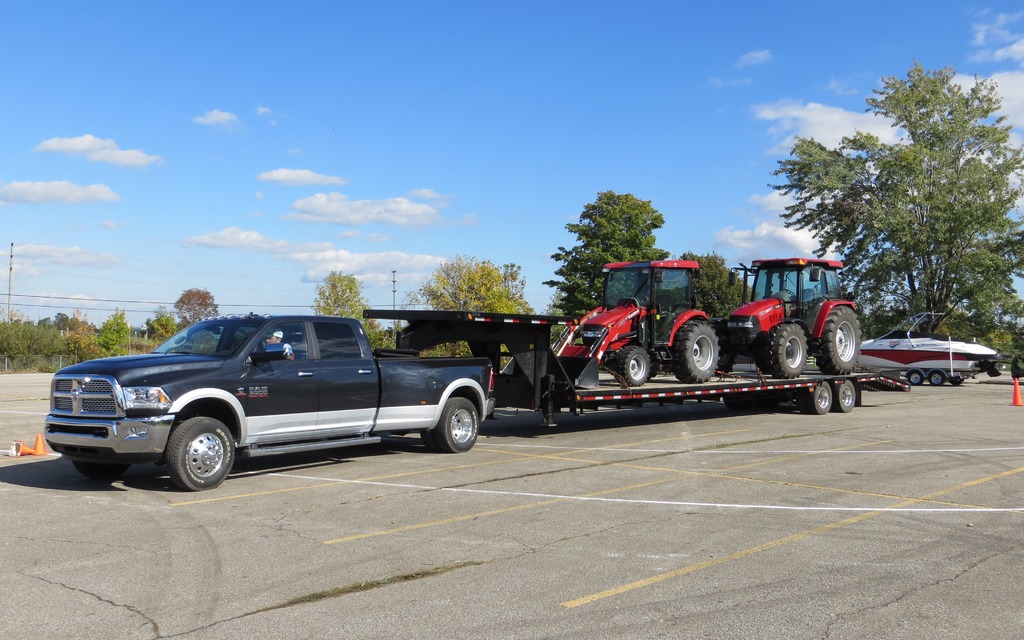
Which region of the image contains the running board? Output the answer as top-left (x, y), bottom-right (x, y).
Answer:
top-left (240, 435), bottom-right (382, 458)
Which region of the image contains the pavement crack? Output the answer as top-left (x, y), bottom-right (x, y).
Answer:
top-left (22, 572), bottom-right (160, 638)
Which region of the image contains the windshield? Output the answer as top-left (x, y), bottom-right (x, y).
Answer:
top-left (154, 318), bottom-right (263, 356)
top-left (603, 268), bottom-right (651, 308)
top-left (751, 267), bottom-right (801, 302)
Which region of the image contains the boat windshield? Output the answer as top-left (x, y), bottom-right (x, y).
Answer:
top-left (154, 318), bottom-right (263, 356)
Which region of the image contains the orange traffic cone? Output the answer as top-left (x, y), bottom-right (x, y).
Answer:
top-left (1013, 378), bottom-right (1023, 407)
top-left (12, 433), bottom-right (47, 457)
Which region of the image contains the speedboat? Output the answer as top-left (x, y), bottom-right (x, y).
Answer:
top-left (857, 313), bottom-right (1002, 385)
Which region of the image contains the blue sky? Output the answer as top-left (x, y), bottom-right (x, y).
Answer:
top-left (3, 1), bottom-right (1024, 328)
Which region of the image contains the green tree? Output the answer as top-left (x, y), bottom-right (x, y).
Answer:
top-left (65, 310), bottom-right (102, 362)
top-left (174, 288), bottom-right (219, 328)
top-left (313, 271), bottom-right (389, 350)
top-left (97, 310), bottom-right (130, 356)
top-left (772, 63), bottom-right (1024, 338)
top-left (146, 306), bottom-right (179, 342)
top-left (546, 191), bottom-right (670, 318)
top-left (411, 255), bottom-right (533, 314)
top-left (680, 251), bottom-right (744, 318)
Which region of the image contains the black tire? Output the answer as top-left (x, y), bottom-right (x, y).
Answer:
top-left (615, 345), bottom-right (651, 387)
top-left (800, 382), bottom-right (833, 415)
top-left (927, 369), bottom-right (947, 386)
top-left (166, 417), bottom-right (235, 491)
top-left (949, 377), bottom-right (965, 386)
top-left (72, 460), bottom-right (131, 480)
top-left (430, 397), bottom-right (479, 453)
top-left (829, 379), bottom-right (856, 413)
top-left (756, 323), bottom-right (807, 379)
top-left (906, 369), bottom-right (925, 386)
top-left (673, 322), bottom-right (719, 383)
top-left (816, 306), bottom-right (861, 375)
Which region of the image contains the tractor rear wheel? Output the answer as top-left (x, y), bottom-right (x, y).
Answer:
top-left (755, 323), bottom-right (807, 379)
top-left (673, 322), bottom-right (719, 383)
top-left (816, 306), bottom-right (860, 374)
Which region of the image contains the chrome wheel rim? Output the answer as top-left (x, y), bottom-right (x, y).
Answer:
top-left (187, 432), bottom-right (225, 479)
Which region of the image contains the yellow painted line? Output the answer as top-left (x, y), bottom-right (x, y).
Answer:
top-left (560, 465), bottom-right (1024, 608)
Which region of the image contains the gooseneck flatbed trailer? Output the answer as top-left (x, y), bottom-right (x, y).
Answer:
top-left (363, 309), bottom-right (909, 426)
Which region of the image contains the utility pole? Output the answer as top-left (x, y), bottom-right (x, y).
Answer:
top-left (7, 243), bottom-right (12, 323)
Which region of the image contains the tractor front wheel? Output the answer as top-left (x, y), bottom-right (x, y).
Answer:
top-left (756, 323), bottom-right (807, 379)
top-left (615, 345), bottom-right (651, 387)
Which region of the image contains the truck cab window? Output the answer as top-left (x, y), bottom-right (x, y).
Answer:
top-left (313, 321), bottom-right (364, 360)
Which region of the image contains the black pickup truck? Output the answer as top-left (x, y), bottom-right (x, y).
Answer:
top-left (43, 314), bottom-right (494, 491)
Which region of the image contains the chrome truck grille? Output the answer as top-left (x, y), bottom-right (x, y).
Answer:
top-left (51, 375), bottom-right (123, 417)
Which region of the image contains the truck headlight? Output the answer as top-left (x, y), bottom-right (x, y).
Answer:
top-left (123, 386), bottom-right (172, 410)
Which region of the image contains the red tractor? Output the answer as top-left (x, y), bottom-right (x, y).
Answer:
top-left (721, 257), bottom-right (861, 379)
top-left (555, 260), bottom-right (719, 387)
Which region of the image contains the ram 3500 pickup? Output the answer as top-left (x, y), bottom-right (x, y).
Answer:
top-left (44, 314), bottom-right (494, 491)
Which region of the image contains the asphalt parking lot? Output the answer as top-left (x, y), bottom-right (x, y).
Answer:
top-left (3, 372), bottom-right (1024, 639)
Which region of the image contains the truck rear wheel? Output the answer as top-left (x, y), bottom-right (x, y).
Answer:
top-left (615, 345), bottom-right (651, 387)
top-left (430, 397), bottom-right (479, 453)
top-left (166, 417), bottom-right (235, 491)
top-left (756, 323), bottom-right (806, 379)
top-left (816, 306), bottom-right (860, 374)
top-left (673, 322), bottom-right (719, 383)
top-left (72, 460), bottom-right (131, 480)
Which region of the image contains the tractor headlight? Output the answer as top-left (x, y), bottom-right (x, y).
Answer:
top-left (123, 386), bottom-right (172, 411)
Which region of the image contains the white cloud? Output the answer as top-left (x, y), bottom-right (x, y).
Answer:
top-left (256, 168), bottom-right (347, 186)
top-left (183, 227), bottom-right (307, 253)
top-left (0, 181), bottom-right (119, 204)
top-left (970, 12), bottom-right (1024, 64)
top-left (182, 227), bottom-right (443, 286)
top-left (193, 109), bottom-right (240, 129)
top-left (409, 188), bottom-right (442, 199)
top-left (736, 49), bottom-right (772, 67)
top-left (256, 106), bottom-right (272, 116)
top-left (753, 99), bottom-right (899, 154)
top-left (12, 243), bottom-right (121, 275)
top-left (988, 70), bottom-right (1024, 130)
top-left (714, 222), bottom-right (822, 259)
top-left (747, 190), bottom-right (793, 214)
top-left (34, 134), bottom-right (162, 167)
top-left (285, 193), bottom-right (441, 226)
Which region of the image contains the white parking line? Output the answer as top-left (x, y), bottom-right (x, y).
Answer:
top-left (270, 472), bottom-right (1024, 513)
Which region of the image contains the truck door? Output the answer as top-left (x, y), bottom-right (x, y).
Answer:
top-left (243, 321), bottom-right (320, 442)
top-left (312, 320), bottom-right (378, 434)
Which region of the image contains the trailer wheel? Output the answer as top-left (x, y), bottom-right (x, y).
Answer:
top-left (616, 345), bottom-right (651, 387)
top-left (166, 416), bottom-right (235, 491)
top-left (927, 369), bottom-right (947, 386)
top-left (800, 382), bottom-right (833, 415)
top-left (674, 322), bottom-right (719, 383)
top-left (816, 306), bottom-right (860, 375)
top-left (829, 379), bottom-right (856, 413)
top-left (72, 461), bottom-right (131, 480)
top-left (906, 369), bottom-right (925, 386)
top-left (757, 323), bottom-right (806, 379)
top-left (430, 397), bottom-right (479, 453)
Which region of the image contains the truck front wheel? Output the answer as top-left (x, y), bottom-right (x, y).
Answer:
top-left (430, 397), bottom-right (479, 453)
top-left (166, 417), bottom-right (235, 491)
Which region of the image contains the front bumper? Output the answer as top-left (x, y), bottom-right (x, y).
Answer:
top-left (44, 414), bottom-right (176, 463)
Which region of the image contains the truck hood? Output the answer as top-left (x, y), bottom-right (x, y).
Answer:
top-left (56, 353), bottom-right (228, 386)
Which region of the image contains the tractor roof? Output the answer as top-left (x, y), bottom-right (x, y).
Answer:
top-left (603, 259), bottom-right (700, 271)
top-left (750, 257), bottom-right (844, 269)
